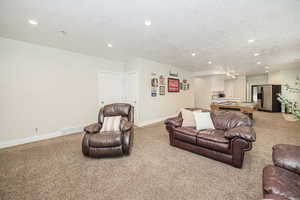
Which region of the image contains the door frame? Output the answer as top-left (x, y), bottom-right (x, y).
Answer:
top-left (124, 71), bottom-right (139, 124)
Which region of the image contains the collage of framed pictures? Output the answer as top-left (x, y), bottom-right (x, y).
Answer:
top-left (151, 73), bottom-right (190, 97)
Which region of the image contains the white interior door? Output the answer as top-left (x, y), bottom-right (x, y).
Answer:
top-left (97, 72), bottom-right (124, 106)
top-left (124, 72), bottom-right (139, 123)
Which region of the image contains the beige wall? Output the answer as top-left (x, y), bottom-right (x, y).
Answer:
top-left (0, 37), bottom-right (196, 146)
top-left (224, 79), bottom-right (235, 98)
top-left (193, 75), bottom-right (225, 109)
top-left (193, 77), bottom-right (211, 109)
top-left (194, 74), bottom-right (247, 109)
top-left (0, 37), bottom-right (124, 144)
top-left (210, 75), bottom-right (225, 92)
top-left (234, 75), bottom-right (247, 101)
top-left (268, 67), bottom-right (300, 109)
top-left (126, 58), bottom-right (195, 125)
top-left (268, 71), bottom-right (282, 84)
top-left (224, 76), bottom-right (247, 101)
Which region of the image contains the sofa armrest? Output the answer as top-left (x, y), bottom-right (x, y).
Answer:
top-left (224, 126), bottom-right (256, 142)
top-left (164, 116), bottom-right (183, 128)
top-left (120, 119), bottom-right (134, 132)
top-left (84, 123), bottom-right (102, 134)
top-left (272, 144), bottom-right (300, 175)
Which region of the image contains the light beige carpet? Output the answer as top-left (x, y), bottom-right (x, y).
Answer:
top-left (1, 111), bottom-right (300, 200)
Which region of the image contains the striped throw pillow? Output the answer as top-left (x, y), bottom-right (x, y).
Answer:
top-left (101, 116), bottom-right (122, 132)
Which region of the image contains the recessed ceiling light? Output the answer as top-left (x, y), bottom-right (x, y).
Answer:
top-left (208, 61), bottom-right (212, 64)
top-left (145, 20), bottom-right (151, 26)
top-left (256, 61), bottom-right (261, 65)
top-left (254, 53), bottom-right (260, 57)
top-left (28, 19), bottom-right (38, 25)
top-left (107, 43), bottom-right (113, 48)
top-left (191, 53), bottom-right (196, 56)
top-left (265, 66), bottom-right (270, 69)
top-left (265, 70), bottom-right (269, 73)
top-left (248, 39), bottom-right (255, 44)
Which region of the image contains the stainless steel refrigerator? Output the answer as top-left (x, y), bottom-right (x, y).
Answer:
top-left (255, 85), bottom-right (281, 112)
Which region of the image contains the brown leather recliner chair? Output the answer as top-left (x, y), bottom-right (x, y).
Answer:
top-left (165, 109), bottom-right (256, 168)
top-left (82, 103), bottom-right (134, 158)
top-left (263, 144), bottom-right (300, 200)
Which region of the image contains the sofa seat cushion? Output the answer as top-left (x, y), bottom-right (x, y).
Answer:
top-left (263, 165), bottom-right (300, 200)
top-left (197, 129), bottom-right (229, 144)
top-left (89, 132), bottom-right (122, 148)
top-left (196, 129), bottom-right (229, 153)
top-left (173, 127), bottom-right (198, 144)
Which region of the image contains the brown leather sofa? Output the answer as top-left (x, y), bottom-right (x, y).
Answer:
top-left (263, 144), bottom-right (300, 200)
top-left (164, 109), bottom-right (256, 168)
top-left (82, 103), bottom-right (134, 158)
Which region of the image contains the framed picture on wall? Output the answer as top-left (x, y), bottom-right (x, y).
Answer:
top-left (159, 86), bottom-right (165, 95)
top-left (159, 75), bottom-right (165, 85)
top-left (151, 77), bottom-right (158, 87)
top-left (151, 77), bottom-right (158, 97)
top-left (168, 78), bottom-right (180, 93)
top-left (151, 88), bottom-right (157, 97)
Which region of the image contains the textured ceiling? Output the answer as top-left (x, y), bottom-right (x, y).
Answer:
top-left (0, 0), bottom-right (300, 74)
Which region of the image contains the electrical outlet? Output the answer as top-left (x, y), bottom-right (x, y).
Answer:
top-left (35, 128), bottom-right (38, 135)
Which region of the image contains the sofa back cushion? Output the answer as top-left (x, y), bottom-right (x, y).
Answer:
top-left (99, 103), bottom-right (134, 124)
top-left (211, 111), bottom-right (252, 130)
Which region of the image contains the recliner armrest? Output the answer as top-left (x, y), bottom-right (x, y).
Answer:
top-left (122, 124), bottom-right (134, 155)
top-left (120, 120), bottom-right (134, 132)
top-left (84, 123), bottom-right (102, 134)
top-left (224, 126), bottom-right (256, 142)
top-left (272, 144), bottom-right (300, 175)
top-left (164, 116), bottom-right (183, 128)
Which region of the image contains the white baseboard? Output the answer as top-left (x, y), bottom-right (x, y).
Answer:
top-left (0, 115), bottom-right (177, 149)
top-left (0, 126), bottom-right (83, 149)
top-left (136, 115), bottom-right (176, 127)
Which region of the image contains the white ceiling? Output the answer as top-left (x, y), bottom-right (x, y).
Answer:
top-left (1, 0), bottom-right (300, 74)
